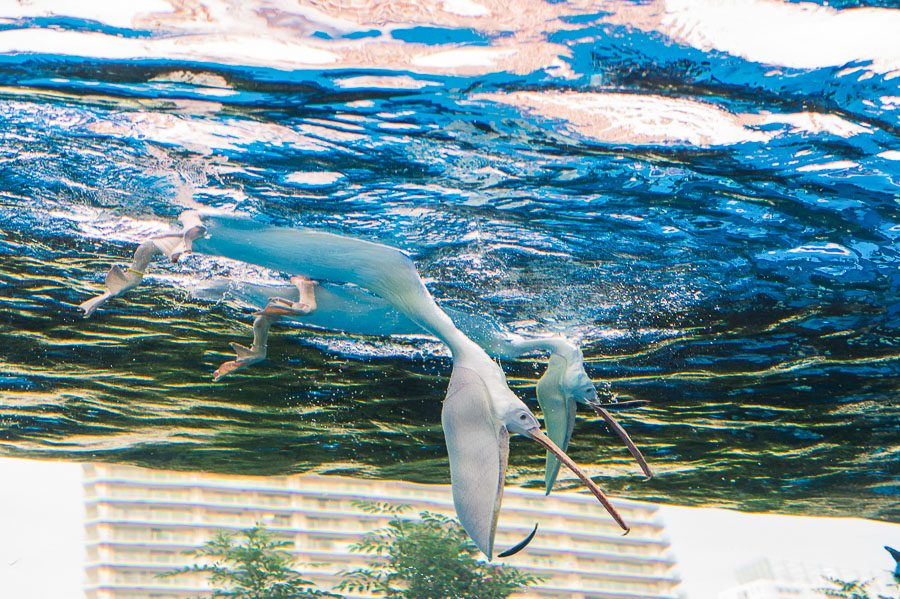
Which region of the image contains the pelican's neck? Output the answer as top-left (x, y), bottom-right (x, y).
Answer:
top-left (388, 286), bottom-right (493, 369)
top-left (435, 320), bottom-right (492, 367)
top-left (193, 212), bottom-right (496, 370)
top-left (506, 336), bottom-right (581, 364)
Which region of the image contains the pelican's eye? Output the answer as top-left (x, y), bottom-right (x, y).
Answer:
top-left (509, 409), bottom-right (539, 433)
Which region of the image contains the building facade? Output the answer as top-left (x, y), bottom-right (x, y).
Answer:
top-left (83, 464), bottom-right (681, 599)
top-left (719, 557), bottom-right (898, 599)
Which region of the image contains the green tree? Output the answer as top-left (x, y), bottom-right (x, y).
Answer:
top-left (818, 576), bottom-right (896, 599)
top-left (162, 525), bottom-right (340, 598)
top-left (337, 508), bottom-right (540, 599)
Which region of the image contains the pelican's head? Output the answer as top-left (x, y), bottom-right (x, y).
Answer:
top-left (536, 350), bottom-right (654, 485)
top-left (537, 341), bottom-right (596, 405)
top-left (559, 358), bottom-right (598, 404)
top-left (498, 400), bottom-right (542, 436)
top-left (442, 363), bottom-right (628, 560)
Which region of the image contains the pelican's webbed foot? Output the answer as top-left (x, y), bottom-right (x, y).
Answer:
top-left (255, 276), bottom-right (318, 317)
top-left (78, 262), bottom-right (145, 318)
top-left (212, 341), bottom-right (268, 382)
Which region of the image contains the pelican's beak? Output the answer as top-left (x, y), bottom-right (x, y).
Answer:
top-left (526, 427), bottom-right (630, 534)
top-left (589, 403), bottom-right (653, 480)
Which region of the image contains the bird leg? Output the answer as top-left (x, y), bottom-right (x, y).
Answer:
top-left (212, 313), bottom-right (276, 381)
top-left (256, 276), bottom-right (317, 317)
top-left (78, 214), bottom-right (206, 318)
top-left (156, 210), bottom-right (207, 263)
top-left (213, 276), bottom-right (319, 381)
top-left (79, 235), bottom-right (177, 318)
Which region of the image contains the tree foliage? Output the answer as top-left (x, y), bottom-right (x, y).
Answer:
top-left (162, 525), bottom-right (340, 599)
top-left (818, 576), bottom-right (896, 599)
top-left (337, 510), bottom-right (540, 599)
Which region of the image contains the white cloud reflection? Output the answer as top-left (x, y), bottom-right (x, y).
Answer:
top-left (477, 91), bottom-right (868, 148)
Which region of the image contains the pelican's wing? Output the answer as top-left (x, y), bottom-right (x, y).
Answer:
top-left (536, 357), bottom-right (577, 494)
top-left (441, 365), bottom-right (507, 560)
top-left (540, 395), bottom-right (576, 494)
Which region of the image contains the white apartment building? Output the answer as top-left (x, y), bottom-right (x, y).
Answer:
top-left (719, 557), bottom-right (898, 599)
top-left (83, 464), bottom-right (681, 599)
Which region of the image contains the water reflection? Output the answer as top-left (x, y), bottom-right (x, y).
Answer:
top-left (2, 1), bottom-right (898, 76)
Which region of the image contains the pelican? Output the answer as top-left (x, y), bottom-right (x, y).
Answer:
top-left (188, 277), bottom-right (652, 483)
top-left (78, 210), bottom-right (640, 558)
top-left (82, 227), bottom-right (652, 485)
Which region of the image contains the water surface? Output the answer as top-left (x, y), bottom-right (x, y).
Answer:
top-left (0, 0), bottom-right (897, 521)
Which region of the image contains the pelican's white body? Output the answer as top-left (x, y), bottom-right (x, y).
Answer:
top-left (192, 276), bottom-right (590, 492)
top-left (77, 210), bottom-right (634, 557)
top-left (190, 213), bottom-right (537, 558)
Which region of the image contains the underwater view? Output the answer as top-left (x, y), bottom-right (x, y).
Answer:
top-left (0, 0), bottom-right (898, 598)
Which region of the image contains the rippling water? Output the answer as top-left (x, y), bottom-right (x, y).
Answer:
top-left (0, 0), bottom-right (897, 521)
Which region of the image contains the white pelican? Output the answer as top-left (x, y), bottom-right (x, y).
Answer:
top-left (188, 277), bottom-right (652, 483)
top-left (78, 210), bottom-right (639, 558)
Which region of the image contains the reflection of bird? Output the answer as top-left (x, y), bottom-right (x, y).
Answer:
top-left (886, 546), bottom-right (900, 581)
top-left (77, 211), bottom-right (206, 317)
top-left (78, 210), bottom-right (647, 559)
top-left (211, 276), bottom-right (318, 382)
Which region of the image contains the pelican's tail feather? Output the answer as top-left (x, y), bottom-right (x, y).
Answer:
top-left (498, 524), bottom-right (538, 558)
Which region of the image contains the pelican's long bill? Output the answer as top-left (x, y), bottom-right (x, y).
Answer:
top-left (526, 428), bottom-right (630, 534)
top-left (589, 404), bottom-right (653, 480)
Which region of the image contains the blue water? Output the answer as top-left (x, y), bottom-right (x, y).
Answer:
top-left (0, 0), bottom-right (897, 520)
